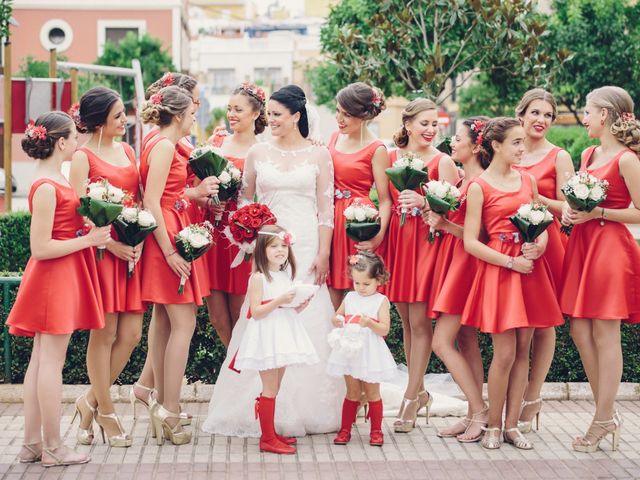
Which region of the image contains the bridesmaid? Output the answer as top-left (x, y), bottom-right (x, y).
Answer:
top-left (561, 86), bottom-right (640, 452)
top-left (327, 82), bottom-right (391, 308)
top-left (8, 112), bottom-right (110, 466)
top-left (428, 117), bottom-right (489, 442)
top-left (386, 98), bottom-right (459, 433)
top-left (205, 83), bottom-right (267, 347)
top-left (462, 117), bottom-right (563, 450)
top-left (69, 87), bottom-right (144, 448)
top-left (139, 86), bottom-right (219, 445)
top-left (512, 89), bottom-right (574, 433)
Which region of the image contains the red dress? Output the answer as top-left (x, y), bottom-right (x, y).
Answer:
top-left (205, 129), bottom-right (252, 295)
top-left (81, 144), bottom-right (145, 314)
top-left (139, 134), bottom-right (207, 305)
top-left (7, 179), bottom-right (104, 336)
top-left (513, 147), bottom-right (567, 292)
top-left (327, 132), bottom-right (385, 289)
top-left (560, 147), bottom-right (640, 323)
top-left (429, 181), bottom-right (479, 317)
top-left (385, 150), bottom-right (445, 303)
top-left (460, 173), bottom-right (563, 333)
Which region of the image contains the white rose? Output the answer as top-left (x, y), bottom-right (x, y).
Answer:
top-left (108, 185), bottom-right (125, 203)
top-left (230, 167), bottom-right (241, 181)
top-left (517, 203), bottom-right (533, 219)
top-left (543, 209), bottom-right (554, 222)
top-left (410, 159), bottom-right (424, 170)
top-left (121, 207), bottom-right (138, 223)
top-left (567, 175), bottom-right (580, 187)
top-left (529, 209), bottom-right (545, 225)
top-left (188, 232), bottom-right (210, 249)
top-left (137, 210), bottom-right (156, 227)
top-left (449, 185), bottom-right (461, 198)
top-left (343, 206), bottom-right (355, 220)
top-left (364, 207), bottom-right (378, 219)
top-left (573, 183), bottom-right (590, 200)
top-left (354, 208), bottom-right (367, 222)
top-left (434, 182), bottom-right (449, 198)
top-left (218, 171), bottom-right (232, 184)
top-left (589, 185), bottom-right (604, 201)
top-left (87, 184), bottom-right (107, 201)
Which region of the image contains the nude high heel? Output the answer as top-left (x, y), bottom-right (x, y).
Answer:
top-left (518, 397), bottom-right (542, 434)
top-left (573, 417), bottom-right (621, 453)
top-left (96, 411), bottom-right (133, 448)
top-left (71, 394), bottom-right (95, 445)
top-left (151, 405), bottom-right (192, 446)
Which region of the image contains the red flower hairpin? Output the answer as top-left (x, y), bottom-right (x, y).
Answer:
top-left (25, 122), bottom-right (47, 140)
top-left (241, 82), bottom-right (266, 103)
top-left (371, 88), bottom-right (382, 108)
top-left (150, 93), bottom-right (163, 105)
top-left (161, 72), bottom-right (175, 87)
top-left (470, 120), bottom-right (486, 145)
top-left (349, 254), bottom-right (362, 266)
top-left (621, 112), bottom-right (636, 122)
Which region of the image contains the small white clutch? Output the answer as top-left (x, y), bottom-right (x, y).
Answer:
top-left (281, 283), bottom-right (320, 308)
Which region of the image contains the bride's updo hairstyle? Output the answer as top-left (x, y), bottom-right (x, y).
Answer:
top-left (141, 86), bottom-right (193, 126)
top-left (587, 86), bottom-right (640, 154)
top-left (476, 117), bottom-right (521, 166)
top-left (393, 98), bottom-right (437, 148)
top-left (270, 84), bottom-right (309, 138)
top-left (336, 82), bottom-right (386, 121)
top-left (22, 111), bottom-right (74, 160)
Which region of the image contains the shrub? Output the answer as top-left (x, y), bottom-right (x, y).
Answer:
top-left (546, 126), bottom-right (599, 170)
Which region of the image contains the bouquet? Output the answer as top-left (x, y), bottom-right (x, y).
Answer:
top-left (327, 314), bottom-right (364, 358)
top-left (422, 180), bottom-right (461, 243)
top-left (188, 145), bottom-right (228, 205)
top-left (509, 202), bottom-right (554, 243)
top-left (560, 172), bottom-right (609, 235)
top-left (212, 163), bottom-right (242, 225)
top-left (112, 207), bottom-right (157, 277)
top-left (77, 179), bottom-right (127, 260)
top-left (344, 198), bottom-right (381, 242)
top-left (174, 221), bottom-right (215, 294)
top-left (385, 152), bottom-right (429, 225)
top-left (223, 203), bottom-right (277, 267)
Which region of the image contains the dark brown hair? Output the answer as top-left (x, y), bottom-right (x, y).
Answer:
top-left (336, 82), bottom-right (386, 121)
top-left (515, 88), bottom-right (557, 121)
top-left (146, 72), bottom-right (197, 99)
top-left (393, 98), bottom-right (437, 148)
top-left (76, 86), bottom-right (121, 133)
top-left (270, 84), bottom-right (309, 138)
top-left (347, 251), bottom-right (389, 284)
top-left (22, 111), bottom-right (74, 160)
top-left (253, 224), bottom-right (297, 281)
top-left (232, 84), bottom-right (267, 134)
top-left (462, 116), bottom-right (491, 169)
top-left (141, 86), bottom-right (193, 127)
top-left (476, 117), bottom-right (521, 166)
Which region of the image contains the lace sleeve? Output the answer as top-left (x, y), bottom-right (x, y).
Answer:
top-left (238, 145), bottom-right (258, 207)
top-left (316, 147), bottom-right (335, 228)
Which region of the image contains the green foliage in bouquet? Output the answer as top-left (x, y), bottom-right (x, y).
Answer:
top-left (76, 198), bottom-right (123, 228)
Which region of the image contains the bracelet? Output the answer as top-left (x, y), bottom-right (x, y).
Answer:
top-left (601, 207), bottom-right (605, 219)
top-left (164, 249), bottom-right (177, 258)
top-left (422, 196), bottom-right (427, 209)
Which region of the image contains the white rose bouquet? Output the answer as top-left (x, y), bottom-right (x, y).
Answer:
top-left (509, 202), bottom-right (554, 243)
top-left (560, 172), bottom-right (609, 235)
top-left (112, 207), bottom-right (158, 277)
top-left (422, 180), bottom-right (461, 243)
top-left (385, 152), bottom-right (429, 226)
top-left (174, 221), bottom-right (215, 294)
top-left (212, 162), bottom-right (242, 225)
top-left (77, 178), bottom-right (127, 260)
top-left (344, 198), bottom-right (381, 242)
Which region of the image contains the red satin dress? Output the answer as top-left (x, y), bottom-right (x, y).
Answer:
top-left (429, 181), bottom-right (479, 317)
top-left (205, 129), bottom-right (252, 295)
top-left (81, 144), bottom-right (145, 314)
top-left (513, 147), bottom-right (567, 293)
top-left (327, 132), bottom-right (385, 289)
top-left (7, 179), bottom-right (104, 336)
top-left (385, 150), bottom-right (445, 303)
top-left (461, 173), bottom-right (563, 333)
top-left (561, 146), bottom-right (640, 323)
top-left (139, 134), bottom-right (207, 305)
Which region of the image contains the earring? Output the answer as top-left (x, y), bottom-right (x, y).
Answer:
top-left (97, 127), bottom-right (103, 155)
top-left (601, 119), bottom-right (605, 126)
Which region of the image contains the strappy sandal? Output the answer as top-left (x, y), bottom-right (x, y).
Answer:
top-left (480, 426), bottom-right (502, 449)
top-left (504, 427), bottom-right (533, 450)
top-left (437, 417), bottom-right (470, 438)
top-left (573, 417), bottom-right (621, 453)
top-left (41, 445), bottom-right (90, 468)
top-left (457, 405), bottom-right (488, 443)
top-left (18, 443), bottom-right (42, 463)
top-left (518, 397), bottom-right (542, 433)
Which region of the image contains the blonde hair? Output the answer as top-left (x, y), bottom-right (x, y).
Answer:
top-left (393, 98), bottom-right (438, 148)
top-left (587, 86), bottom-right (640, 154)
top-left (515, 88), bottom-right (557, 121)
top-left (141, 86), bottom-right (192, 126)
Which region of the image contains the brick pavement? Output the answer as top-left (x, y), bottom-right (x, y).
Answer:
top-left (0, 400), bottom-right (639, 479)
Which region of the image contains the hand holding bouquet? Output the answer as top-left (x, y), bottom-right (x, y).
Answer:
top-left (212, 163), bottom-right (242, 225)
top-left (174, 221), bottom-right (215, 294)
top-left (77, 178), bottom-right (127, 260)
top-left (223, 203), bottom-right (277, 267)
top-left (385, 152), bottom-right (429, 225)
top-left (344, 198), bottom-right (381, 242)
top-left (560, 172), bottom-right (609, 235)
top-left (189, 145), bottom-right (228, 205)
top-left (422, 180), bottom-right (461, 242)
top-left (509, 202), bottom-right (554, 244)
top-left (113, 207), bottom-right (157, 277)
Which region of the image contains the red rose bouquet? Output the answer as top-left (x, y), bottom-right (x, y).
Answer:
top-left (223, 203), bottom-right (277, 267)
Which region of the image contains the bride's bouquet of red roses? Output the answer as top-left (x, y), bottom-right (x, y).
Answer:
top-left (223, 202), bottom-right (277, 267)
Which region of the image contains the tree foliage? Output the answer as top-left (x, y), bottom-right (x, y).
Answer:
top-left (310, 0), bottom-right (567, 105)
top-left (95, 32), bottom-right (175, 101)
top-left (0, 0), bottom-right (12, 40)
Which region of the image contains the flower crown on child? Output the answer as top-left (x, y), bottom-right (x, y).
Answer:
top-left (258, 230), bottom-right (296, 246)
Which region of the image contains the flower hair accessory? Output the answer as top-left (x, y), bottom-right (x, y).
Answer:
top-left (240, 82), bottom-right (266, 104)
top-left (371, 87), bottom-right (382, 108)
top-left (150, 93), bottom-right (163, 105)
top-left (621, 112), bottom-right (636, 122)
top-left (161, 72), bottom-right (175, 87)
top-left (348, 254), bottom-right (363, 266)
top-left (469, 119), bottom-right (486, 146)
top-left (25, 122), bottom-right (47, 140)
top-left (258, 230), bottom-right (296, 246)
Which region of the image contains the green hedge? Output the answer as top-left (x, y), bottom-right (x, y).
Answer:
top-left (1, 211), bottom-right (639, 384)
top-left (545, 126), bottom-right (599, 170)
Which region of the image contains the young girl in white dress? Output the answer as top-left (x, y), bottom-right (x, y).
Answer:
top-left (327, 251), bottom-right (396, 446)
top-left (234, 224), bottom-right (319, 455)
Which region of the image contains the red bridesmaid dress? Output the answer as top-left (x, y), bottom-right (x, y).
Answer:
top-left (513, 147), bottom-right (567, 292)
top-left (461, 173), bottom-right (563, 333)
top-left (385, 150), bottom-right (445, 303)
top-left (205, 129), bottom-right (252, 295)
top-left (81, 143), bottom-right (145, 314)
top-left (429, 181), bottom-right (478, 317)
top-left (560, 146), bottom-right (640, 323)
top-left (139, 134), bottom-right (207, 305)
top-left (327, 132), bottom-right (385, 289)
top-left (7, 179), bottom-right (104, 336)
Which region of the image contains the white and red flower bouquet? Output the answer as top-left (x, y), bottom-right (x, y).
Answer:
top-left (223, 203), bottom-right (277, 267)
top-left (174, 221), bottom-right (215, 294)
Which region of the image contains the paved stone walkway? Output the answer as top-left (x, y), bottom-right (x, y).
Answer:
top-left (1, 400), bottom-right (639, 479)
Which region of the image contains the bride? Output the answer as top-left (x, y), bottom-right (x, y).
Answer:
top-left (202, 85), bottom-right (345, 436)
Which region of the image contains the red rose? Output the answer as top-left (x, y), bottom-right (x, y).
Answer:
top-left (248, 205), bottom-right (260, 217)
top-left (239, 214), bottom-right (252, 226)
top-left (250, 218), bottom-right (262, 228)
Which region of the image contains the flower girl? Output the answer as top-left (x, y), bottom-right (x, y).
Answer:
top-left (233, 225), bottom-right (319, 454)
top-left (327, 251), bottom-right (396, 446)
